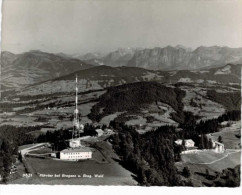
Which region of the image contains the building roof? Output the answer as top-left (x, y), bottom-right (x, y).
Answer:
top-left (185, 139), bottom-right (195, 144)
top-left (60, 147), bottom-right (92, 153)
top-left (175, 139), bottom-right (194, 144)
top-left (104, 128), bottom-right (113, 132)
top-left (67, 136), bottom-right (90, 142)
top-left (96, 129), bottom-right (104, 132)
top-left (212, 141), bottom-right (224, 146)
top-left (221, 121), bottom-right (228, 125)
top-left (174, 139), bottom-right (182, 144)
top-left (70, 140), bottom-right (80, 143)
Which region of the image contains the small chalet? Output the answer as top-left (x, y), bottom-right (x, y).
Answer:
top-left (104, 128), bottom-right (113, 135)
top-left (175, 139), bottom-right (195, 148)
top-left (95, 129), bottom-right (104, 137)
top-left (69, 139), bottom-right (81, 148)
top-left (212, 141), bottom-right (225, 153)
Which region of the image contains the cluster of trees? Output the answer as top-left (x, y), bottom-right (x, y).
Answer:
top-left (88, 82), bottom-right (186, 123)
top-left (182, 166), bottom-right (191, 178)
top-left (82, 123), bottom-right (98, 136)
top-left (110, 122), bottom-right (191, 186)
top-left (0, 125), bottom-right (39, 146)
top-left (36, 124), bottom-right (98, 151)
top-left (197, 135), bottom-right (213, 149)
top-left (189, 98), bottom-right (199, 108)
top-left (0, 140), bottom-right (16, 183)
top-left (217, 110), bottom-right (241, 122)
top-left (0, 125), bottom-right (40, 183)
top-left (211, 165), bottom-right (240, 187)
top-left (202, 165), bottom-right (240, 187)
top-left (207, 90), bottom-right (241, 111)
top-left (36, 129), bottom-right (72, 151)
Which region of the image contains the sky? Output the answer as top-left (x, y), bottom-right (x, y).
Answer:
top-left (1, 0), bottom-right (242, 54)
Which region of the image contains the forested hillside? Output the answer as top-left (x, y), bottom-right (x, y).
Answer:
top-left (207, 90), bottom-right (241, 111)
top-left (88, 82), bottom-right (186, 123)
top-left (109, 110), bottom-right (241, 186)
top-left (110, 123), bottom-right (190, 186)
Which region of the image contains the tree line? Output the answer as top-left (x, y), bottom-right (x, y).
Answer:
top-left (0, 125), bottom-right (40, 183)
top-left (110, 122), bottom-right (192, 186)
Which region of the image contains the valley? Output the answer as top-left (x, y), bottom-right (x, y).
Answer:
top-left (1, 80), bottom-right (240, 134)
top-left (0, 52), bottom-right (241, 186)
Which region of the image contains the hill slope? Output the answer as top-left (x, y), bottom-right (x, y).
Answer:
top-left (1, 50), bottom-right (93, 90)
top-left (88, 82), bottom-right (185, 123)
top-left (16, 64), bottom-right (241, 96)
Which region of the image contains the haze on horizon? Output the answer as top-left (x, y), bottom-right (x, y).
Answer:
top-left (1, 0), bottom-right (242, 55)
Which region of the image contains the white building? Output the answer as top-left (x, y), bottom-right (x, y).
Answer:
top-left (104, 128), bottom-right (113, 135)
top-left (175, 139), bottom-right (195, 148)
top-left (60, 147), bottom-right (92, 161)
top-left (69, 139), bottom-right (81, 148)
top-left (95, 129), bottom-right (104, 137)
top-left (212, 141), bottom-right (225, 153)
top-left (220, 121), bottom-right (230, 127)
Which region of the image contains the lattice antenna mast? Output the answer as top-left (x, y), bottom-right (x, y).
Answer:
top-left (75, 74), bottom-right (78, 116)
top-left (72, 74), bottom-right (80, 139)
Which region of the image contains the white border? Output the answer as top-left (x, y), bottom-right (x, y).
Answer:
top-left (0, 0), bottom-right (241, 195)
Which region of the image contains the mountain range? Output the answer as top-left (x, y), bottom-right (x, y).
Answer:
top-left (76, 48), bottom-right (140, 67)
top-left (77, 46), bottom-right (242, 70)
top-left (1, 46), bottom-right (241, 94)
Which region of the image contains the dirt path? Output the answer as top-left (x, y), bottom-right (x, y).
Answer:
top-left (196, 150), bottom-right (241, 165)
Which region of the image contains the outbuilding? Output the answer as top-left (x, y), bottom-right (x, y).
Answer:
top-left (212, 141), bottom-right (225, 153)
top-left (95, 129), bottom-right (104, 137)
top-left (175, 139), bottom-right (195, 148)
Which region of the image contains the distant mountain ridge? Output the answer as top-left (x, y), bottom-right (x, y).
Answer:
top-left (77, 46), bottom-right (242, 70)
top-left (76, 48), bottom-right (141, 67)
top-left (1, 50), bottom-right (93, 90)
top-left (1, 47), bottom-right (241, 94)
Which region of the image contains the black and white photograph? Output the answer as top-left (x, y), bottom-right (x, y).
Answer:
top-left (0, 0), bottom-right (241, 190)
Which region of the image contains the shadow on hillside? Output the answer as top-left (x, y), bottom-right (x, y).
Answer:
top-left (195, 171), bottom-right (216, 180)
top-left (112, 157), bottom-right (138, 182)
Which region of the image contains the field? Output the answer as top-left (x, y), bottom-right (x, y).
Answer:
top-left (204, 151), bottom-right (241, 171)
top-left (206, 121), bottom-right (241, 149)
top-left (177, 150), bottom-right (241, 186)
top-left (181, 150), bottom-right (241, 170)
top-left (181, 86), bottom-right (226, 120)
